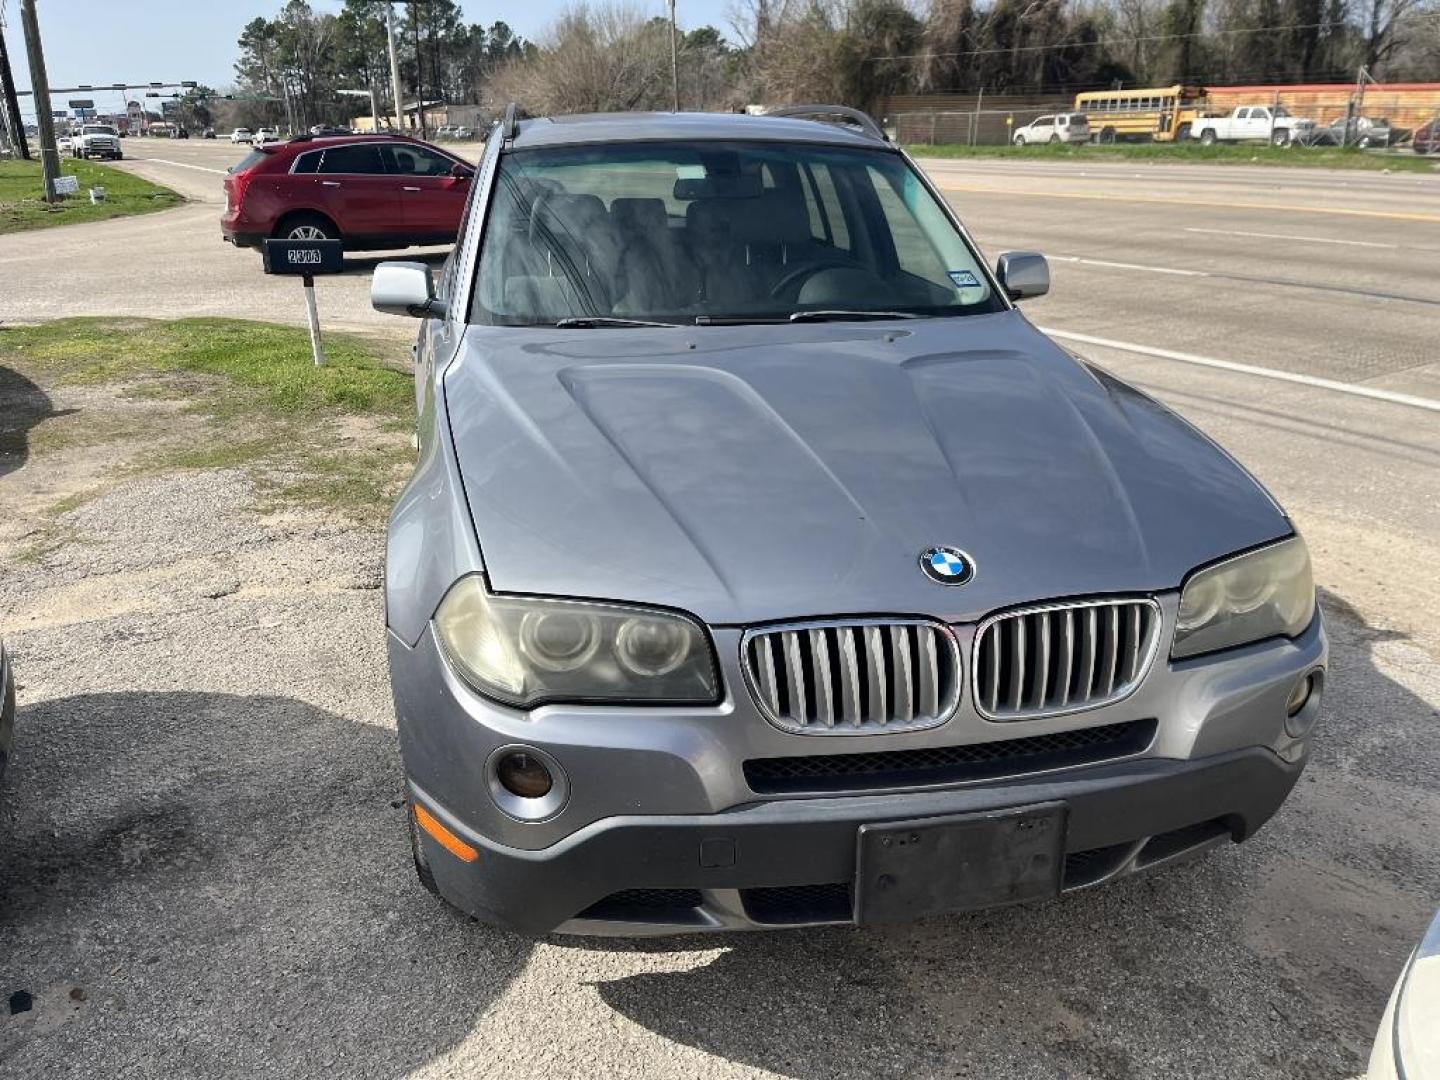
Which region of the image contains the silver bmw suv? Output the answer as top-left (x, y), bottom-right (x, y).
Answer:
top-left (371, 106), bottom-right (1326, 936)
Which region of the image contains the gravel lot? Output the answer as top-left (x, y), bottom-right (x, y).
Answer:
top-left (1, 149), bottom-right (1438, 1079)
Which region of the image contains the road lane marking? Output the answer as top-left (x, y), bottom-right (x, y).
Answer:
top-left (1034, 252), bottom-right (1440, 305)
top-left (939, 183), bottom-right (1440, 224)
top-left (1042, 328), bottom-right (1440, 414)
top-left (137, 158), bottom-right (228, 175)
top-left (1048, 255), bottom-right (1204, 276)
top-left (1183, 227), bottom-right (1397, 249)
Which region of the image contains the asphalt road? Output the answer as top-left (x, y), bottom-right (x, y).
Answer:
top-left (1, 140), bottom-right (1438, 1079)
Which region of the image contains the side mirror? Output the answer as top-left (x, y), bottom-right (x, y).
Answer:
top-left (450, 162), bottom-right (473, 179)
top-left (996, 251), bottom-right (1049, 301)
top-left (372, 261), bottom-right (447, 319)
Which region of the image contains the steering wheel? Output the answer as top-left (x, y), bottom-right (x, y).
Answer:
top-left (768, 259), bottom-right (857, 300)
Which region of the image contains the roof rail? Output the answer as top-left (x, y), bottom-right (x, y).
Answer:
top-left (766, 105), bottom-right (889, 143)
top-left (286, 130), bottom-right (410, 144)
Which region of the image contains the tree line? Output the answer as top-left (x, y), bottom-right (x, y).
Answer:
top-left (227, 0), bottom-right (1438, 127)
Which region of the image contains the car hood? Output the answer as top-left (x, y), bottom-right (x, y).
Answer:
top-left (443, 312), bottom-right (1289, 625)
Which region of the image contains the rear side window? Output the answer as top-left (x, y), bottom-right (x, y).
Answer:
top-left (291, 150), bottom-right (321, 174)
top-left (316, 144), bottom-right (386, 174)
top-left (230, 149), bottom-right (272, 174)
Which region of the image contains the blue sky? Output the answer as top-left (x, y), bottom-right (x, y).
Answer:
top-left (6, 0), bottom-right (736, 121)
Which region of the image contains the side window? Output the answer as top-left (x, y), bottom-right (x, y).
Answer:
top-left (807, 164), bottom-right (851, 251)
top-left (1036, 115), bottom-right (1052, 126)
top-left (1236, 108), bottom-right (1250, 120)
top-left (385, 145), bottom-right (456, 177)
top-left (317, 144), bottom-right (385, 174)
top-left (292, 151), bottom-right (322, 174)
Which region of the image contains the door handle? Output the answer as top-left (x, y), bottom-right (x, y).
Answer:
top-left (321, 180), bottom-right (341, 187)
top-left (402, 185), bottom-right (421, 192)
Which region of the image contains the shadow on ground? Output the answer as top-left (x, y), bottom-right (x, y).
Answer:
top-left (583, 588), bottom-right (1437, 1079)
top-left (0, 691), bottom-right (531, 1078)
top-left (0, 366), bottom-right (66, 480)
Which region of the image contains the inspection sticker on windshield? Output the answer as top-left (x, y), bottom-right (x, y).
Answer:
top-left (948, 270), bottom-right (980, 288)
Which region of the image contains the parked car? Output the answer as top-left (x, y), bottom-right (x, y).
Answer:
top-left (1189, 105), bottom-right (1316, 146)
top-left (72, 123), bottom-right (123, 160)
top-left (1413, 117), bottom-right (1440, 155)
top-left (56, 133), bottom-right (74, 153)
top-left (1013, 112), bottom-right (1089, 145)
top-left (222, 131), bottom-right (474, 250)
top-left (368, 105), bottom-right (1327, 937)
top-left (231, 127), bottom-right (253, 144)
top-left (1367, 909), bottom-right (1440, 1079)
top-left (204, 127), bottom-right (216, 139)
top-left (254, 128), bottom-right (281, 145)
top-left (1305, 116), bottom-right (1403, 149)
top-left (177, 127), bottom-right (190, 139)
top-left (1, 638), bottom-right (14, 789)
top-left (454, 126), bottom-right (475, 140)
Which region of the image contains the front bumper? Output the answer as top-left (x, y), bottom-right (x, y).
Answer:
top-left (412, 746), bottom-right (1303, 936)
top-left (390, 601), bottom-right (1326, 936)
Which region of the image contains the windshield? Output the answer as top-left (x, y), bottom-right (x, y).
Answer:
top-left (472, 141), bottom-right (1002, 326)
top-left (83, 126), bottom-right (115, 135)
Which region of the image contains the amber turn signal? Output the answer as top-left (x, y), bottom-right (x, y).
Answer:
top-left (413, 802), bottom-right (478, 863)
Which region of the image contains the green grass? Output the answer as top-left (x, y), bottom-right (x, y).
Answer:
top-left (905, 141), bottom-right (1440, 172)
top-left (1, 317), bottom-right (415, 522)
top-left (0, 317), bottom-right (413, 419)
top-left (0, 157), bottom-right (184, 235)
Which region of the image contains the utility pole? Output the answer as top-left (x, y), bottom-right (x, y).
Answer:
top-left (668, 0), bottom-right (680, 112)
top-left (385, 4), bottom-right (405, 131)
top-left (0, 16), bottom-right (31, 159)
top-left (409, 6), bottom-right (425, 139)
top-left (19, 0), bottom-right (59, 200)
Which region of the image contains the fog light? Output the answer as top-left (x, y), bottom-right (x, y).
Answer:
top-left (496, 751), bottom-right (553, 799)
top-left (1286, 674), bottom-right (1314, 718)
top-left (1283, 670), bottom-right (1323, 738)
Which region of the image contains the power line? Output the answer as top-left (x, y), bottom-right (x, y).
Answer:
top-left (868, 11), bottom-right (1440, 63)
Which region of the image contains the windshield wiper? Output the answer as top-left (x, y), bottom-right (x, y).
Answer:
top-left (788, 310), bottom-right (923, 322)
top-left (553, 316), bottom-right (677, 329)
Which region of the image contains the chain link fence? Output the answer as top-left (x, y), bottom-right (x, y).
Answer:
top-left (893, 107), bottom-right (1073, 146)
top-left (892, 92), bottom-right (1440, 151)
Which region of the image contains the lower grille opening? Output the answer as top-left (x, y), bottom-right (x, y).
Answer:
top-left (1137, 819), bottom-right (1233, 867)
top-left (576, 888), bottom-right (704, 923)
top-left (1062, 842), bottom-right (1136, 889)
top-left (742, 882), bottom-right (853, 925)
top-left (744, 719), bottom-right (1157, 794)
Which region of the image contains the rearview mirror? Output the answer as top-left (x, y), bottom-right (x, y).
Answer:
top-left (372, 261), bottom-right (446, 319)
top-left (996, 251), bottom-right (1050, 301)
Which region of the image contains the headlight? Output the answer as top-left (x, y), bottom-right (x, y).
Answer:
top-left (1172, 536), bottom-right (1315, 659)
top-left (433, 575), bottom-right (719, 707)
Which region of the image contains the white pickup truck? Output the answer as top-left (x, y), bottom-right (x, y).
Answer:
top-left (1188, 105), bottom-right (1316, 147)
top-left (72, 123), bottom-right (124, 160)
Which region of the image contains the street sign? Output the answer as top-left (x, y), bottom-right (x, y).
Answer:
top-left (68, 98), bottom-right (95, 109)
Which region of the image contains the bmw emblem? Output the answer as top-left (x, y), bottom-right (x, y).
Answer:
top-left (919, 546), bottom-right (975, 586)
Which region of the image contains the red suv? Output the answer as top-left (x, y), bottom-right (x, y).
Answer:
top-left (222, 133), bottom-right (476, 251)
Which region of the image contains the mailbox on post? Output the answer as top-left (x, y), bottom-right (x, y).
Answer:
top-left (262, 239), bottom-right (344, 366)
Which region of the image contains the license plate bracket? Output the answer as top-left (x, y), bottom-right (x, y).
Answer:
top-left (854, 802), bottom-right (1066, 924)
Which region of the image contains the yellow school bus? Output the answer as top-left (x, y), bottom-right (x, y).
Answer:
top-left (1074, 85), bottom-right (1205, 142)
